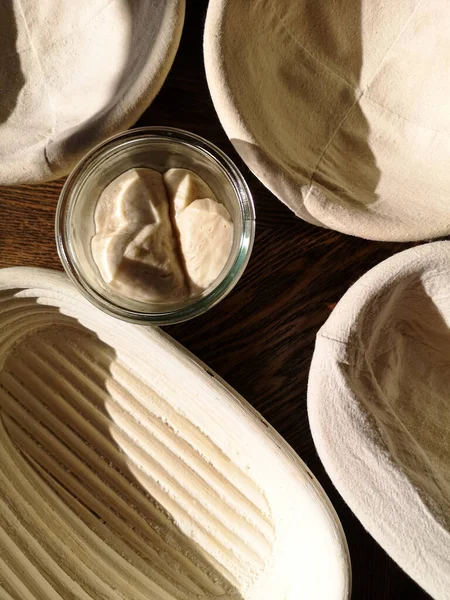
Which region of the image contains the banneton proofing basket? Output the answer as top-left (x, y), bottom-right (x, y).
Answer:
top-left (308, 243), bottom-right (450, 599)
top-left (0, 267), bottom-right (351, 600)
top-left (0, 0), bottom-right (185, 185)
top-left (204, 0), bottom-right (450, 242)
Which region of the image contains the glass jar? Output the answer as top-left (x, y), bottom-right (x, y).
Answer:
top-left (56, 127), bottom-right (255, 325)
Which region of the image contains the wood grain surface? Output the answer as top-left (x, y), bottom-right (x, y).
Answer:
top-left (0, 3), bottom-right (432, 599)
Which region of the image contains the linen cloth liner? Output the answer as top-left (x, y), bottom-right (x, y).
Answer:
top-left (204, 0), bottom-right (450, 241)
top-left (308, 241), bottom-right (450, 599)
top-left (0, 0), bottom-right (185, 185)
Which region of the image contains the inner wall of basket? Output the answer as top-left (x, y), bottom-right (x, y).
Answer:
top-left (69, 138), bottom-right (244, 312)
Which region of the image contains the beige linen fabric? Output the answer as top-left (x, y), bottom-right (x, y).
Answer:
top-left (308, 242), bottom-right (450, 598)
top-left (0, 0), bottom-right (185, 185)
top-left (204, 0), bottom-right (450, 241)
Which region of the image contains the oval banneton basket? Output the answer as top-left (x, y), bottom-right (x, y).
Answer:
top-left (308, 242), bottom-right (450, 599)
top-left (204, 0), bottom-right (450, 242)
top-left (0, 0), bottom-right (185, 185)
top-left (0, 268), bottom-right (350, 600)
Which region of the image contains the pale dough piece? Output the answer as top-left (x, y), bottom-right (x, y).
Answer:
top-left (92, 168), bottom-right (187, 302)
top-left (110, 223), bottom-right (188, 302)
top-left (177, 198), bottom-right (234, 292)
top-left (163, 168), bottom-right (216, 214)
top-left (94, 168), bottom-right (163, 233)
top-left (91, 231), bottom-right (135, 283)
top-left (164, 169), bottom-right (234, 293)
top-left (92, 167), bottom-right (233, 301)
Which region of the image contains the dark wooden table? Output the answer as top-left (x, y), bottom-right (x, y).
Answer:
top-left (0, 3), bottom-right (431, 599)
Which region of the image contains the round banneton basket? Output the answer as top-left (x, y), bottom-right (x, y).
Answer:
top-left (205, 0), bottom-right (450, 241)
top-left (0, 267), bottom-right (350, 600)
top-left (0, 0), bottom-right (185, 185)
top-left (308, 242), bottom-right (450, 599)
